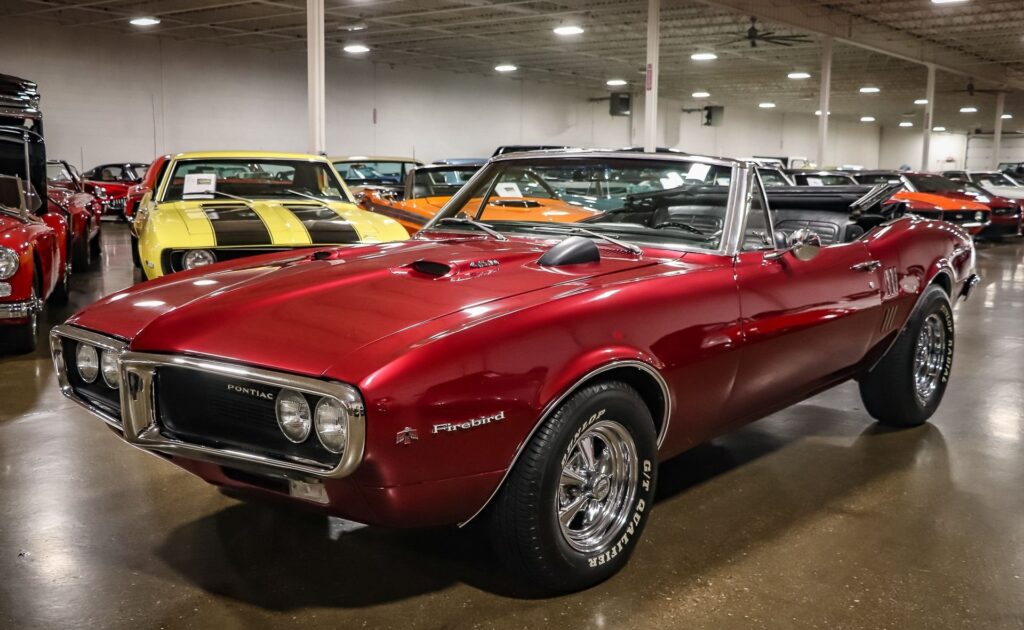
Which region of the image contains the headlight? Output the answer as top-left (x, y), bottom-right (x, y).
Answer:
top-left (76, 343), bottom-right (99, 383)
top-left (275, 389), bottom-right (311, 443)
top-left (314, 397), bottom-right (349, 454)
top-left (0, 247), bottom-right (18, 280)
top-left (100, 350), bottom-right (119, 388)
top-left (94, 187), bottom-right (106, 199)
top-left (182, 249), bottom-right (216, 270)
top-left (975, 211), bottom-right (985, 221)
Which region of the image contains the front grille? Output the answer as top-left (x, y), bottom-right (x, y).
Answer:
top-left (942, 211), bottom-right (984, 224)
top-left (155, 366), bottom-right (340, 468)
top-left (59, 337), bottom-right (121, 421)
top-left (105, 198), bottom-right (125, 211)
top-left (992, 207), bottom-right (1017, 216)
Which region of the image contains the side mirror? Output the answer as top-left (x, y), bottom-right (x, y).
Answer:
top-left (765, 228), bottom-right (821, 262)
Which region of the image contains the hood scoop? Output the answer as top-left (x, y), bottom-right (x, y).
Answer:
top-left (538, 236), bottom-right (600, 267)
top-left (410, 260), bottom-right (453, 277)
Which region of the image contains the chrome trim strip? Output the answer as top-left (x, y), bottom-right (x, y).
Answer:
top-left (458, 359), bottom-right (671, 527)
top-left (50, 325), bottom-right (366, 480)
top-left (0, 296), bottom-right (42, 319)
top-left (50, 325), bottom-right (127, 429)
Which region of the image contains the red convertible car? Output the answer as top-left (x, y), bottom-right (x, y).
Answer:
top-left (52, 152), bottom-right (977, 591)
top-left (46, 159), bottom-right (103, 269)
top-left (81, 162), bottom-right (149, 220)
top-left (123, 154), bottom-right (170, 223)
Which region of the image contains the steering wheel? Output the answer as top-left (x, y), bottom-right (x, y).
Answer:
top-left (651, 220), bottom-right (705, 235)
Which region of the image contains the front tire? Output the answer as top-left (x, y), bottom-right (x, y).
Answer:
top-left (488, 381), bottom-right (657, 593)
top-left (7, 274), bottom-right (40, 354)
top-left (859, 285), bottom-right (954, 427)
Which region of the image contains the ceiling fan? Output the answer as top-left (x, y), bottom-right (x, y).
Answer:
top-left (940, 80), bottom-right (1003, 96)
top-left (725, 16), bottom-right (813, 48)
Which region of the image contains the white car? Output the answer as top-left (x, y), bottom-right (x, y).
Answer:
top-left (942, 170), bottom-right (1024, 201)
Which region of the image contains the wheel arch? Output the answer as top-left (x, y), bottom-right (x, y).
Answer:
top-left (459, 359), bottom-right (670, 527)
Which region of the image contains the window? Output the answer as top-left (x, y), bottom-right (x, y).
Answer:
top-left (161, 159), bottom-right (347, 202)
top-left (741, 175), bottom-right (774, 251)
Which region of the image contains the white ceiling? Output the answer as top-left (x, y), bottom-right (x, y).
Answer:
top-left (4, 0), bottom-right (1024, 132)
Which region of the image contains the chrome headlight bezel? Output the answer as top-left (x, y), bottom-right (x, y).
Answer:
top-left (100, 349), bottom-right (120, 388)
top-left (181, 249), bottom-right (216, 270)
top-left (76, 343), bottom-right (100, 383)
top-left (0, 247), bottom-right (19, 280)
top-left (314, 397), bottom-right (350, 454)
top-left (275, 388), bottom-right (313, 443)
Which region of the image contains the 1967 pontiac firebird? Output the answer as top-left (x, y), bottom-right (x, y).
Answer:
top-left (52, 151), bottom-right (978, 592)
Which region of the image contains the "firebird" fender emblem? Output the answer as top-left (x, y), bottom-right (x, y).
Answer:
top-left (432, 411), bottom-right (506, 434)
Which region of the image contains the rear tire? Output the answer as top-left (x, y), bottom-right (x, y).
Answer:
top-left (859, 285), bottom-right (954, 427)
top-left (488, 381), bottom-right (658, 593)
top-left (7, 273), bottom-right (40, 355)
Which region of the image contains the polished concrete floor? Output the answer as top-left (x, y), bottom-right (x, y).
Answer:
top-left (1, 225), bottom-right (1022, 629)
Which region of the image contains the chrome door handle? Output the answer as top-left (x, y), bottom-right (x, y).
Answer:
top-left (851, 260), bottom-right (882, 272)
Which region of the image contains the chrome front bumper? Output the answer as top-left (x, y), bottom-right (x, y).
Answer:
top-left (0, 296), bottom-right (42, 319)
top-left (50, 324), bottom-right (365, 481)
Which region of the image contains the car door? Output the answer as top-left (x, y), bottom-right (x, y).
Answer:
top-left (727, 176), bottom-right (884, 422)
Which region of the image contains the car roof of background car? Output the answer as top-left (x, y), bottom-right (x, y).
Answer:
top-left (414, 162), bottom-right (485, 171)
top-left (171, 150), bottom-right (332, 162)
top-left (487, 148), bottom-right (742, 168)
top-left (330, 155), bottom-right (421, 163)
top-left (432, 158), bottom-right (487, 165)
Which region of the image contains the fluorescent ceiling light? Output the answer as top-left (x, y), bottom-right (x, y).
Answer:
top-left (759, 102), bottom-right (776, 109)
top-left (959, 106), bottom-right (978, 113)
top-left (814, 110), bottom-right (831, 116)
top-left (899, 121), bottom-right (914, 127)
top-left (1001, 113), bottom-right (1013, 119)
top-left (860, 116), bottom-right (876, 122)
top-left (690, 52), bottom-right (718, 61)
top-left (553, 25), bottom-right (584, 36)
top-left (914, 99), bottom-right (929, 105)
top-left (931, 0), bottom-right (967, 4)
top-left (933, 126), bottom-right (946, 131)
top-left (859, 86), bottom-right (880, 94)
top-left (494, 64), bottom-right (517, 72)
top-left (787, 71), bottom-right (811, 80)
top-left (129, 16), bottom-right (160, 26)
top-left (606, 79), bottom-right (627, 87)
top-left (343, 44), bottom-right (370, 54)
top-left (692, 91), bottom-right (711, 98)
top-left (341, 23), bottom-right (367, 32)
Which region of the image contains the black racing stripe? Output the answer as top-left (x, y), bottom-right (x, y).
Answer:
top-left (202, 206), bottom-right (272, 246)
top-left (283, 205), bottom-right (361, 245)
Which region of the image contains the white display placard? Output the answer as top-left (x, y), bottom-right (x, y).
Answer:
top-left (495, 182), bottom-right (523, 198)
top-left (183, 173), bottom-right (217, 199)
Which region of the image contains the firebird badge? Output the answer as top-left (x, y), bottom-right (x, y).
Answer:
top-left (432, 411), bottom-right (506, 434)
top-left (396, 427), bottom-right (419, 445)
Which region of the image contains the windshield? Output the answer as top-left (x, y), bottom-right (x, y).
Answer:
top-left (46, 162), bottom-right (72, 182)
top-left (410, 166), bottom-right (481, 198)
top-left (757, 169), bottom-right (790, 187)
top-left (431, 157), bottom-right (734, 252)
top-left (906, 174), bottom-right (963, 193)
top-left (128, 163), bottom-right (149, 181)
top-left (334, 160), bottom-right (415, 185)
top-left (975, 172), bottom-right (1020, 188)
top-left (161, 159), bottom-right (349, 202)
top-left (796, 173), bottom-right (855, 186)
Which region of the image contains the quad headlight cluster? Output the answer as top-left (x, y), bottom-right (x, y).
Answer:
top-left (75, 342), bottom-right (120, 388)
top-left (275, 388), bottom-right (350, 454)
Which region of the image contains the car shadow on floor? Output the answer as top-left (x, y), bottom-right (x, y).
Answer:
top-left (154, 411), bottom-right (950, 608)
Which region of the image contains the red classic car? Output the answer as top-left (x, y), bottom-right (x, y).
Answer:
top-left (52, 152), bottom-right (977, 592)
top-left (81, 162), bottom-right (148, 220)
top-left (46, 159), bottom-right (103, 269)
top-left (123, 155), bottom-right (170, 223)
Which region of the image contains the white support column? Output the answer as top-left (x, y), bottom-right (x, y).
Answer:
top-left (306, 0), bottom-right (326, 155)
top-left (922, 64), bottom-right (936, 172)
top-left (993, 92), bottom-right (1005, 169)
top-left (816, 37), bottom-right (832, 167)
top-left (642, 0), bottom-right (660, 152)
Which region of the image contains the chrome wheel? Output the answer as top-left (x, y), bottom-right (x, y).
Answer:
top-left (913, 313), bottom-right (946, 404)
top-left (556, 419), bottom-right (638, 553)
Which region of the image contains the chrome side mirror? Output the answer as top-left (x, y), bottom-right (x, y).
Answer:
top-left (765, 228), bottom-right (821, 262)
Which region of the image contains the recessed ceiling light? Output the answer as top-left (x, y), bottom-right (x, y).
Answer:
top-left (691, 52), bottom-right (718, 61)
top-left (859, 86), bottom-right (880, 94)
top-left (914, 98), bottom-right (929, 105)
top-left (692, 91), bottom-right (711, 98)
top-left (1001, 113), bottom-right (1013, 119)
top-left (860, 116), bottom-right (876, 122)
top-left (933, 126), bottom-right (947, 131)
top-left (340, 22), bottom-right (367, 31)
top-left (759, 102), bottom-right (776, 109)
top-left (606, 79), bottom-right (628, 87)
top-left (494, 64), bottom-right (518, 72)
top-left (787, 71), bottom-right (811, 80)
top-left (959, 106), bottom-right (978, 113)
top-left (814, 110), bottom-right (831, 116)
top-left (343, 44), bottom-right (370, 54)
top-left (899, 121), bottom-right (914, 127)
top-left (553, 25), bottom-right (584, 36)
top-left (129, 16), bottom-right (160, 26)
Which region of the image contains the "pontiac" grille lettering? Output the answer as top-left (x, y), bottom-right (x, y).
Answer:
top-left (226, 383), bottom-right (276, 400)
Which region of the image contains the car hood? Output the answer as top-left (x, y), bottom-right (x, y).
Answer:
top-left (894, 191), bottom-right (989, 211)
top-left (69, 236), bottom-right (662, 378)
top-left (979, 185), bottom-right (1024, 201)
top-left (0, 210), bottom-right (29, 235)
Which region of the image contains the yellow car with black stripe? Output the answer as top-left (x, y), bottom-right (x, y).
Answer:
top-left (131, 151), bottom-right (409, 279)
